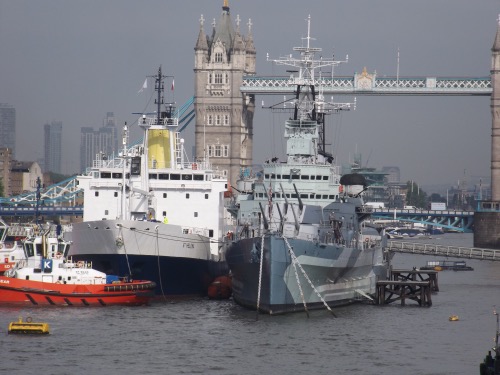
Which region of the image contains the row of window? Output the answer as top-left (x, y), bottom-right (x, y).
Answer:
top-left (208, 73), bottom-right (229, 84)
top-left (264, 174), bottom-right (329, 181)
top-left (95, 191), bottom-right (211, 200)
top-left (207, 145), bottom-right (229, 158)
top-left (207, 114), bottom-right (230, 126)
top-left (255, 193), bottom-right (339, 200)
top-left (98, 172), bottom-right (206, 181)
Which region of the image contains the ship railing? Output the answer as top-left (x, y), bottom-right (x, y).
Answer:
top-left (142, 116), bottom-right (179, 127)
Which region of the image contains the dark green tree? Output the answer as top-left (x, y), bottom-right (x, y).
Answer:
top-left (406, 180), bottom-right (427, 208)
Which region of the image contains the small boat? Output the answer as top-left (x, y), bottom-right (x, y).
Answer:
top-left (8, 317), bottom-right (50, 334)
top-left (0, 229), bottom-right (156, 306)
top-left (207, 275), bottom-right (232, 300)
top-left (479, 308), bottom-right (500, 375)
top-left (421, 260), bottom-right (474, 271)
top-left (449, 315), bottom-right (459, 321)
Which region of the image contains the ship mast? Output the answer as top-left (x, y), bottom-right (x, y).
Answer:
top-left (266, 15), bottom-right (352, 156)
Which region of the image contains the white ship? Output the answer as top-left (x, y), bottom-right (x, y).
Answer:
top-left (68, 67), bottom-right (231, 298)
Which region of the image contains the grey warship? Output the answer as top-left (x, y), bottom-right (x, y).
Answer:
top-left (225, 16), bottom-right (388, 315)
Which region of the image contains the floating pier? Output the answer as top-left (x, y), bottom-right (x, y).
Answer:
top-left (376, 269), bottom-right (436, 307)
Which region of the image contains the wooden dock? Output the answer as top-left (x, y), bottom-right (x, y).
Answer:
top-left (376, 269), bottom-right (437, 307)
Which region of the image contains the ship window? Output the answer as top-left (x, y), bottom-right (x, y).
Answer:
top-left (291, 175), bottom-right (299, 180)
top-left (163, 193), bottom-right (167, 198)
top-left (282, 174), bottom-right (290, 180)
top-left (112, 173), bottom-right (122, 179)
top-left (322, 195), bottom-right (328, 199)
top-left (95, 192), bottom-right (99, 197)
top-left (329, 195), bottom-right (335, 199)
top-left (193, 175), bottom-right (204, 181)
top-left (205, 194), bottom-right (209, 199)
top-left (105, 210), bottom-right (108, 215)
top-left (162, 211), bottom-right (166, 216)
top-left (158, 174), bottom-right (169, 180)
top-left (264, 174), bottom-right (269, 179)
top-left (101, 172), bottom-right (111, 178)
top-left (310, 176), bottom-right (315, 180)
top-left (300, 194), bottom-right (308, 199)
top-left (291, 194), bottom-right (297, 198)
top-left (182, 175), bottom-right (193, 180)
top-left (186, 193), bottom-right (190, 199)
top-left (277, 174), bottom-right (281, 179)
top-left (316, 194), bottom-right (322, 199)
top-left (300, 175), bottom-right (309, 180)
top-left (170, 174), bottom-right (181, 180)
top-left (149, 174), bottom-right (157, 179)
top-left (322, 176), bottom-right (328, 181)
top-left (316, 175), bottom-right (322, 180)
top-left (310, 194), bottom-right (315, 198)
top-left (209, 229), bottom-right (214, 238)
top-left (93, 172), bottom-right (99, 178)
top-left (286, 194), bottom-right (291, 198)
top-left (114, 192), bottom-right (118, 197)
top-left (194, 212), bottom-right (198, 217)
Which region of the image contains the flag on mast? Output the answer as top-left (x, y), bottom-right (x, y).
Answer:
top-left (138, 78), bottom-right (147, 93)
top-left (171, 79), bottom-right (175, 91)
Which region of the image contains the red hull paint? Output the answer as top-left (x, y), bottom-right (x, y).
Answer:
top-left (0, 263), bottom-right (15, 274)
top-left (0, 276), bottom-right (155, 306)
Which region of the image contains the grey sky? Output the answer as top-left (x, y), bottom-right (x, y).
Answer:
top-left (0, 0), bottom-right (497, 190)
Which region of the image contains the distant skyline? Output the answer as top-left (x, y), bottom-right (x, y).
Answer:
top-left (0, 0), bottom-right (496, 188)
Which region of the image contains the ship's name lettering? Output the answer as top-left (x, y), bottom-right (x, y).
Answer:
top-left (75, 270), bottom-right (89, 274)
top-left (183, 243), bottom-right (194, 249)
top-left (0, 279), bottom-right (10, 284)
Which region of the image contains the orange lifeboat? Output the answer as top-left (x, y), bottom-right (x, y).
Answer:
top-left (207, 275), bottom-right (232, 300)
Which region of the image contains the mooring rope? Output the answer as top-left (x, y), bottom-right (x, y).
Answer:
top-left (282, 236), bottom-right (337, 317)
top-left (119, 226), bottom-right (132, 276)
top-left (256, 233), bottom-right (266, 320)
top-left (155, 225), bottom-right (167, 300)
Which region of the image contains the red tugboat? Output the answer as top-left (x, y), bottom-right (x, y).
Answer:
top-left (0, 231), bottom-right (156, 306)
top-left (0, 218), bottom-right (29, 275)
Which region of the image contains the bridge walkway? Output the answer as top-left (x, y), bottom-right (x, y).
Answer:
top-left (386, 241), bottom-right (500, 261)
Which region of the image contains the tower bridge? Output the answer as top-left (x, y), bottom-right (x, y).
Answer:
top-left (241, 75), bottom-right (491, 96)
top-left (2, 2), bottom-right (500, 249)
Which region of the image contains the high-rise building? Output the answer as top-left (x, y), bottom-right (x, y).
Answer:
top-left (80, 112), bottom-right (118, 172)
top-left (44, 121), bottom-right (62, 174)
top-left (193, 2), bottom-right (256, 186)
top-left (0, 103), bottom-right (16, 158)
top-left (0, 147), bottom-right (13, 196)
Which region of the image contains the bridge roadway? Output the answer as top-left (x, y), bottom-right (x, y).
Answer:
top-left (387, 240), bottom-right (500, 262)
top-left (241, 75), bottom-right (492, 96)
top-left (371, 208), bottom-right (474, 233)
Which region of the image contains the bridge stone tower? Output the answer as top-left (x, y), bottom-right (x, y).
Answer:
top-left (474, 18), bottom-right (500, 249)
top-left (194, 1), bottom-right (255, 187)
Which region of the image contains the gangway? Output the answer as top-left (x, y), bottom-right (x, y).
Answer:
top-left (386, 241), bottom-right (500, 261)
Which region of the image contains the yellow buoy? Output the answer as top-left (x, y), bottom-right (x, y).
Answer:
top-left (8, 317), bottom-right (50, 334)
top-left (449, 315), bottom-right (459, 321)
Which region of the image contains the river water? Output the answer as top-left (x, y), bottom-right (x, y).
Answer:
top-left (1, 233), bottom-right (498, 375)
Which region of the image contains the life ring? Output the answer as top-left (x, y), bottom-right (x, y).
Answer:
top-left (339, 185), bottom-right (344, 193)
top-left (76, 261), bottom-right (84, 268)
top-left (55, 253), bottom-right (63, 259)
top-left (26, 317), bottom-right (32, 323)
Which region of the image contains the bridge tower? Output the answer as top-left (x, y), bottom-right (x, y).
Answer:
top-left (193, 1), bottom-right (255, 186)
top-left (474, 17), bottom-right (500, 249)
